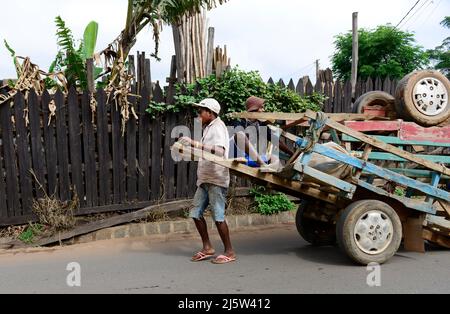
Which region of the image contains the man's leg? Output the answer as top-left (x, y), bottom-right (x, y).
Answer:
top-left (209, 185), bottom-right (236, 259)
top-left (190, 186), bottom-right (215, 260)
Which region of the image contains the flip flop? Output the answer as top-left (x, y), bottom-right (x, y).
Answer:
top-left (191, 251), bottom-right (215, 262)
top-left (211, 255), bottom-right (237, 265)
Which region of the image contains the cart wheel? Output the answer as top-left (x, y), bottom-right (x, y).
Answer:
top-left (337, 200), bottom-right (402, 265)
top-left (296, 200), bottom-right (336, 246)
top-left (395, 70), bottom-right (450, 126)
top-left (352, 91), bottom-right (395, 114)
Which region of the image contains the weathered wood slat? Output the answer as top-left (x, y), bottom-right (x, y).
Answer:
top-left (150, 83), bottom-right (164, 200)
top-left (41, 91), bottom-right (58, 197)
top-left (296, 78), bottom-right (304, 96)
top-left (111, 100), bottom-right (123, 204)
top-left (138, 78), bottom-right (150, 201)
top-left (81, 91), bottom-right (97, 207)
top-left (67, 87), bottom-right (83, 207)
top-left (14, 92), bottom-right (33, 214)
top-left (1, 93), bottom-right (20, 216)
top-left (0, 132), bottom-right (7, 216)
top-left (55, 90), bottom-right (71, 201)
top-left (28, 90), bottom-right (46, 200)
top-left (127, 86), bottom-right (138, 201)
top-left (96, 89), bottom-right (110, 206)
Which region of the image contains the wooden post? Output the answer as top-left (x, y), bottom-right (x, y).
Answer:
top-left (351, 12), bottom-right (359, 101)
top-left (86, 58), bottom-right (95, 94)
top-left (206, 27), bottom-right (215, 76)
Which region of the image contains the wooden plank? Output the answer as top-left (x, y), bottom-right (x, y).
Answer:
top-left (111, 99), bottom-right (124, 204)
top-left (288, 79), bottom-right (295, 91)
top-left (67, 87), bottom-right (83, 207)
top-left (41, 91), bottom-right (58, 196)
top-left (1, 93), bottom-right (20, 216)
top-left (423, 229), bottom-right (450, 249)
top-left (96, 89), bottom-right (110, 206)
top-left (296, 78), bottom-right (304, 96)
top-left (365, 78), bottom-right (373, 93)
top-left (81, 91), bottom-right (97, 207)
top-left (206, 27), bottom-right (215, 76)
top-left (28, 90), bottom-right (46, 199)
top-left (55, 90), bottom-right (71, 201)
top-left (404, 215), bottom-right (426, 253)
top-left (0, 114), bottom-right (7, 217)
top-left (293, 164), bottom-right (356, 196)
top-left (13, 92), bottom-right (33, 214)
top-left (8, 200), bottom-right (192, 248)
top-left (305, 79), bottom-right (314, 96)
top-left (126, 86), bottom-right (138, 201)
top-left (400, 122), bottom-right (450, 144)
top-left (383, 77), bottom-right (391, 94)
top-left (230, 112), bottom-right (387, 126)
top-left (344, 120), bottom-right (401, 132)
top-left (150, 83), bottom-right (164, 200)
top-left (343, 80), bottom-right (352, 112)
top-left (342, 134), bottom-right (450, 148)
top-left (163, 114), bottom-right (176, 200)
top-left (172, 143), bottom-right (338, 205)
top-left (138, 78), bottom-right (150, 201)
top-left (86, 58), bottom-right (95, 93)
top-left (305, 110), bottom-right (450, 176)
top-left (324, 81), bottom-right (333, 113)
top-left (334, 81), bottom-right (342, 113)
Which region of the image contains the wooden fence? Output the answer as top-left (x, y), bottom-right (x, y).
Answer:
top-left (0, 52), bottom-right (399, 226)
top-left (268, 75), bottom-right (398, 113)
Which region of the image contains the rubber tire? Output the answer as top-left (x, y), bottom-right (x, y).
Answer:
top-left (336, 200), bottom-right (402, 265)
top-left (352, 91), bottom-right (395, 114)
top-left (296, 200), bottom-right (336, 247)
top-left (395, 70), bottom-right (450, 126)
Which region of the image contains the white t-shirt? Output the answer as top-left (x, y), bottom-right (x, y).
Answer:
top-left (197, 117), bottom-right (230, 188)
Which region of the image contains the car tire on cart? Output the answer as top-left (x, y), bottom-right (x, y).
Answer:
top-left (336, 200), bottom-right (402, 265)
top-left (296, 200), bottom-right (336, 246)
top-left (395, 70), bottom-right (450, 127)
top-left (352, 91), bottom-right (395, 114)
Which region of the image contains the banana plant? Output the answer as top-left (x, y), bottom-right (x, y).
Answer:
top-left (46, 17), bottom-right (102, 90)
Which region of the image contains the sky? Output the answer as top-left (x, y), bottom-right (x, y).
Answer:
top-left (1, 0), bottom-right (449, 84)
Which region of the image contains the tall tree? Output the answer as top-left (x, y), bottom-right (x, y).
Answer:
top-left (331, 25), bottom-right (429, 81)
top-left (428, 17), bottom-right (450, 79)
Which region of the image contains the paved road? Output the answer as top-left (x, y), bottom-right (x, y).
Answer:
top-left (0, 224), bottom-right (449, 294)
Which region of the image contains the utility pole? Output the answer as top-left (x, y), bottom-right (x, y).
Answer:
top-left (351, 12), bottom-right (359, 101)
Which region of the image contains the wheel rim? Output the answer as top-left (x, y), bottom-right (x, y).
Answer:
top-left (412, 77), bottom-right (448, 116)
top-left (354, 210), bottom-right (394, 255)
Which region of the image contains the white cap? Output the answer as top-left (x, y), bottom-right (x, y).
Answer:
top-left (194, 98), bottom-right (221, 115)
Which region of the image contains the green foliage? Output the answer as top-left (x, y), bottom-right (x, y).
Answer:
top-left (332, 25), bottom-right (429, 80)
top-left (250, 186), bottom-right (296, 216)
top-left (82, 21), bottom-right (99, 60)
top-left (18, 223), bottom-right (43, 244)
top-left (146, 67), bottom-right (325, 118)
top-left (45, 16), bottom-right (101, 90)
top-left (4, 39), bottom-right (16, 57)
top-left (428, 17), bottom-right (450, 79)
